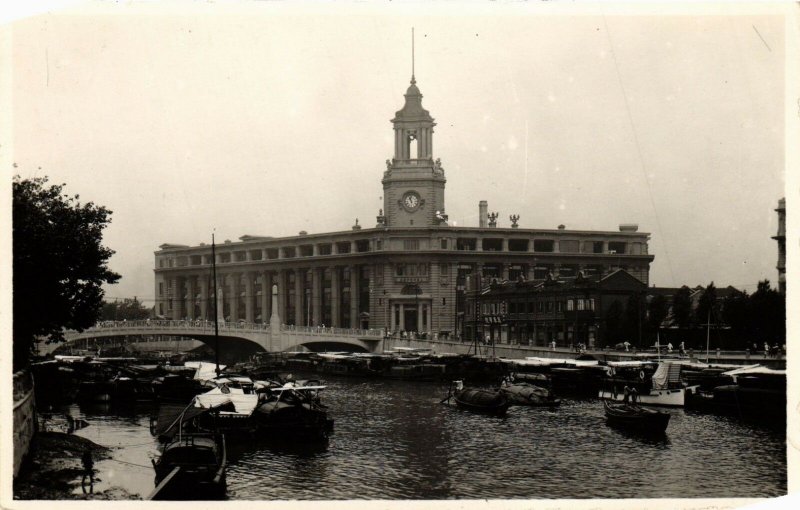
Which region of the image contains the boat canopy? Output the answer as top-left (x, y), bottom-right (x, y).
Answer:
top-left (606, 361), bottom-right (659, 367)
top-left (184, 361), bottom-right (227, 382)
top-left (194, 387), bottom-right (259, 416)
top-left (651, 362), bottom-right (683, 390)
top-left (520, 357), bottom-right (600, 366)
top-left (154, 403), bottom-right (215, 439)
top-left (722, 365), bottom-right (784, 381)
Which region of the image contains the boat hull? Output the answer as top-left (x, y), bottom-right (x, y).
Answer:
top-left (453, 389), bottom-right (509, 416)
top-left (603, 401), bottom-right (670, 433)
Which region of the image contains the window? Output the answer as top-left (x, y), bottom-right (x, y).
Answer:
top-left (457, 238), bottom-right (477, 251)
top-left (533, 239), bottom-right (555, 252)
top-left (403, 239), bottom-right (420, 251)
top-left (440, 263), bottom-right (450, 276)
top-left (376, 239), bottom-right (383, 251)
top-left (159, 282), bottom-right (164, 296)
top-left (577, 299), bottom-right (585, 311)
top-left (608, 241), bottom-right (627, 254)
top-left (482, 238), bottom-right (502, 251)
top-left (441, 238), bottom-right (448, 249)
top-left (589, 298), bottom-right (596, 311)
top-left (319, 244), bottom-right (332, 255)
top-left (567, 299), bottom-right (574, 311)
top-left (508, 239), bottom-right (528, 252)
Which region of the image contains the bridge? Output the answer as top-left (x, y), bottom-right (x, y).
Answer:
top-left (37, 320), bottom-right (385, 360)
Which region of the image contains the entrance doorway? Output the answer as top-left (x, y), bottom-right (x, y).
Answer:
top-left (404, 308), bottom-right (418, 332)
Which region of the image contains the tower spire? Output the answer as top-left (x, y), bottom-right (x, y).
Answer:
top-left (411, 27), bottom-right (416, 84)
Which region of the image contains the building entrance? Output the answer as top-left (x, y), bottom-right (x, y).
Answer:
top-left (404, 308), bottom-right (418, 333)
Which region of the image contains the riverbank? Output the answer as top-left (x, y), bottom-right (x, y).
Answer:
top-left (13, 432), bottom-right (140, 500)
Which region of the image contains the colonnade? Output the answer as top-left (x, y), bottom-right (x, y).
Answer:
top-left (164, 265), bottom-right (366, 329)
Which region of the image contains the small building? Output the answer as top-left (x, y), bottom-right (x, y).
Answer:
top-left (463, 270), bottom-right (647, 348)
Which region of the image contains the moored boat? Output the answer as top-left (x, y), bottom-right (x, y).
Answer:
top-left (149, 405), bottom-right (227, 500)
top-left (603, 399), bottom-right (670, 433)
top-left (499, 378), bottom-right (560, 407)
top-left (599, 361), bottom-right (698, 407)
top-left (254, 381), bottom-right (334, 439)
top-left (447, 381), bottom-right (509, 416)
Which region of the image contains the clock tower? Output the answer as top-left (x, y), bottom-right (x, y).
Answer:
top-left (382, 75), bottom-right (447, 228)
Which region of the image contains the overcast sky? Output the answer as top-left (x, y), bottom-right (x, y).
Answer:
top-left (8, 4), bottom-right (790, 307)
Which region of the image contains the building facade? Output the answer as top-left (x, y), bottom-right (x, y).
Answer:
top-left (463, 270), bottom-right (648, 348)
top-left (154, 74), bottom-right (655, 337)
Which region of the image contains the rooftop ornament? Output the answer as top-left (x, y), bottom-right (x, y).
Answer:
top-left (509, 214), bottom-right (520, 228)
top-left (488, 212), bottom-right (499, 228)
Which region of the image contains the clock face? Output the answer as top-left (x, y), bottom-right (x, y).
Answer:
top-left (403, 192), bottom-right (420, 210)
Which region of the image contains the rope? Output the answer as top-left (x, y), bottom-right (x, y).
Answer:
top-left (105, 458), bottom-right (153, 469)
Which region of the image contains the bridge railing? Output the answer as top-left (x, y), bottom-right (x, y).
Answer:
top-left (69, 320), bottom-right (272, 335)
top-left (280, 324), bottom-right (383, 337)
top-left (68, 320), bottom-right (382, 338)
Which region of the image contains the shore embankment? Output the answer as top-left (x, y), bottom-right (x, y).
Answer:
top-left (13, 431), bottom-right (139, 500)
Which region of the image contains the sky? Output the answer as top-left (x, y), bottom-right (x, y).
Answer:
top-left (6, 3), bottom-right (792, 309)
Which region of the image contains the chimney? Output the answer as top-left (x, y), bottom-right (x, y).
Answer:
top-left (479, 201), bottom-right (488, 228)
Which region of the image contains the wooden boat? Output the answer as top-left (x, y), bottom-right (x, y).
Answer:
top-left (599, 361), bottom-right (698, 407)
top-left (603, 399), bottom-right (670, 433)
top-left (499, 379), bottom-right (560, 407)
top-left (254, 381), bottom-right (334, 439)
top-left (448, 381), bottom-right (509, 416)
top-left (149, 405), bottom-right (227, 500)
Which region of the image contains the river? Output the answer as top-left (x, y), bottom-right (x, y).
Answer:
top-left (62, 375), bottom-right (786, 500)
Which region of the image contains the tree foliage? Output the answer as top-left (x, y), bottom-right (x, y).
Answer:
top-left (623, 293), bottom-right (644, 345)
top-left (671, 286), bottom-right (694, 330)
top-left (101, 297), bottom-right (151, 321)
top-left (748, 280), bottom-right (785, 345)
top-left (696, 282), bottom-right (719, 327)
top-left (646, 294), bottom-right (669, 333)
top-left (13, 176), bottom-right (120, 369)
top-left (603, 299), bottom-right (624, 345)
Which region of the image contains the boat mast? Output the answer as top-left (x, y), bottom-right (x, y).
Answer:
top-left (212, 233), bottom-right (220, 376)
top-left (705, 309), bottom-right (710, 363)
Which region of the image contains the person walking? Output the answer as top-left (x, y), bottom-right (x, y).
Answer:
top-left (81, 448), bottom-right (95, 493)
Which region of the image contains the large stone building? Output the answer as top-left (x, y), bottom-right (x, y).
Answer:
top-left (154, 72), bottom-right (655, 337)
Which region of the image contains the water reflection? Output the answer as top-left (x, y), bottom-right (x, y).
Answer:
top-left (51, 376), bottom-right (786, 500)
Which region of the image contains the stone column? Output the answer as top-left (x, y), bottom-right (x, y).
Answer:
top-left (399, 303), bottom-right (405, 330)
top-left (502, 238), bottom-right (509, 251)
top-left (230, 274), bottom-right (239, 322)
top-left (526, 264), bottom-right (535, 281)
top-left (261, 271), bottom-right (271, 324)
top-left (502, 264), bottom-right (510, 281)
top-left (331, 267), bottom-right (340, 328)
top-left (294, 268), bottom-right (304, 326)
top-left (277, 270), bottom-right (287, 324)
top-left (172, 277), bottom-right (184, 319)
top-left (349, 265), bottom-right (359, 328)
top-left (312, 267), bottom-right (322, 326)
top-left (244, 272), bottom-right (254, 323)
top-left (199, 276), bottom-right (209, 320)
top-left (417, 301), bottom-right (424, 332)
top-left (186, 277), bottom-right (196, 320)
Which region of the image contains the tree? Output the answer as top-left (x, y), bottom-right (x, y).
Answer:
top-left (13, 176), bottom-right (120, 369)
top-left (603, 300), bottom-right (624, 346)
top-left (623, 293), bottom-right (645, 346)
top-left (101, 297), bottom-right (151, 321)
top-left (671, 286), bottom-right (694, 330)
top-left (696, 282), bottom-right (719, 329)
top-left (646, 294), bottom-right (669, 333)
top-left (750, 280), bottom-right (785, 345)
top-left (722, 289), bottom-right (750, 347)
